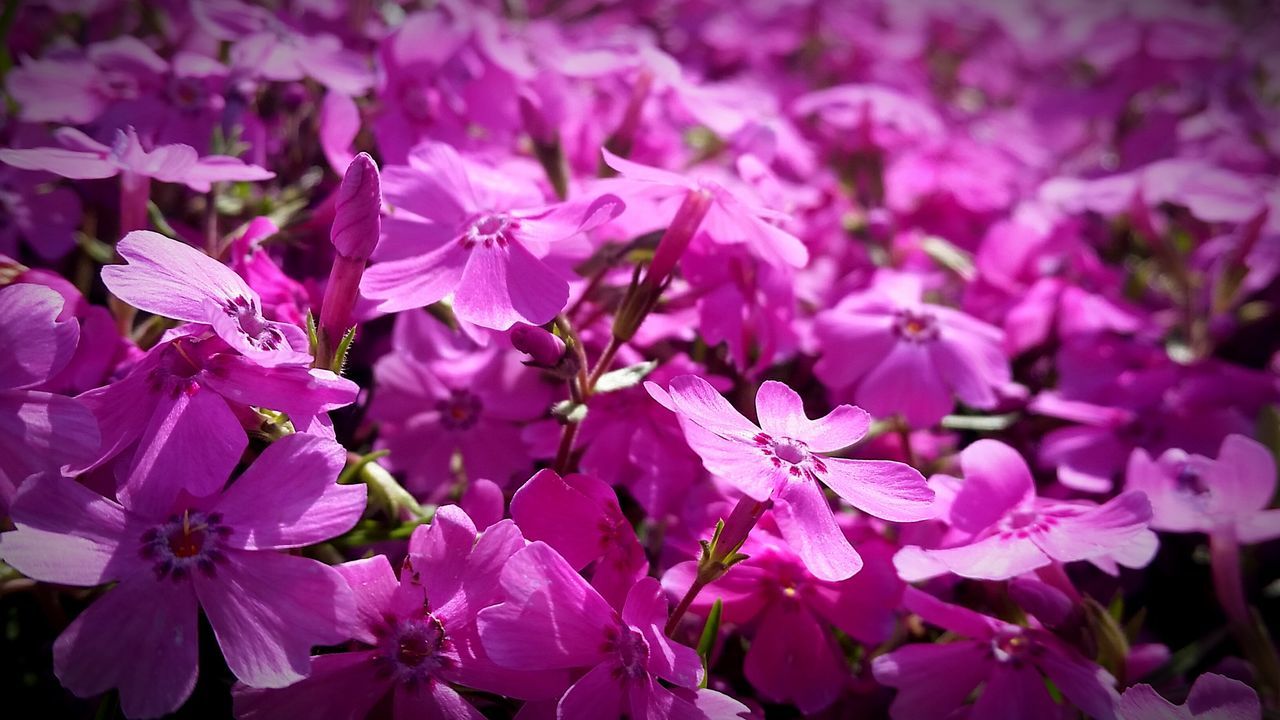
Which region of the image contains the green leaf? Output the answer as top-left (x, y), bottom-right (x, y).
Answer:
top-left (330, 325), bottom-right (357, 375)
top-left (696, 598), bottom-right (723, 688)
top-left (940, 413), bottom-right (1019, 432)
top-left (305, 310), bottom-right (319, 355)
top-left (338, 449), bottom-right (390, 486)
top-left (593, 360), bottom-right (658, 394)
top-left (146, 201), bottom-right (179, 237)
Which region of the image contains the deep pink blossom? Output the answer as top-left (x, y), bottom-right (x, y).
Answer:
top-left (103, 231), bottom-right (311, 366)
top-left (1126, 434), bottom-right (1280, 543)
top-left (872, 587), bottom-right (1122, 720)
top-left (0, 432), bottom-right (366, 718)
top-left (1118, 672), bottom-right (1260, 720)
top-left (895, 439), bottom-right (1156, 581)
top-left (478, 543), bottom-right (748, 720)
top-left (234, 506), bottom-right (564, 719)
top-left (362, 141), bottom-right (624, 329)
top-left (647, 374), bottom-right (934, 581)
top-left (814, 271), bottom-right (1013, 428)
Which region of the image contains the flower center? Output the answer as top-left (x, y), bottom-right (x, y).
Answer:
top-left (753, 433), bottom-right (828, 483)
top-left (436, 390), bottom-right (482, 430)
top-left (223, 296), bottom-right (284, 351)
top-left (139, 510), bottom-right (231, 581)
top-left (991, 629), bottom-right (1037, 666)
top-left (997, 508), bottom-right (1060, 539)
top-left (459, 213), bottom-right (517, 249)
top-left (892, 309), bottom-right (939, 343)
top-left (604, 626), bottom-right (650, 681)
top-left (374, 615), bottom-right (449, 685)
top-left (1175, 462), bottom-right (1209, 496)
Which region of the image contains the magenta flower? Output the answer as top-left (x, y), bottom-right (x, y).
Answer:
top-left (1126, 434), bottom-right (1280, 543)
top-left (103, 231), bottom-right (311, 366)
top-left (510, 469), bottom-right (648, 609)
top-left (647, 374), bottom-right (934, 581)
top-left (368, 311), bottom-right (552, 498)
top-left (0, 432), bottom-right (366, 718)
top-left (894, 439), bottom-right (1156, 581)
top-left (663, 527), bottom-right (903, 713)
top-left (814, 271), bottom-right (1012, 428)
top-left (0, 127), bottom-right (274, 192)
top-left (478, 543), bottom-right (748, 720)
top-left (600, 148), bottom-right (810, 269)
top-left (361, 141), bottom-right (624, 329)
top-left (1119, 672), bottom-right (1260, 720)
top-left (0, 165), bottom-right (82, 260)
top-left (234, 506), bottom-right (564, 719)
top-left (0, 284), bottom-right (99, 514)
top-left (73, 332), bottom-right (356, 481)
top-left (872, 587), bottom-right (1122, 720)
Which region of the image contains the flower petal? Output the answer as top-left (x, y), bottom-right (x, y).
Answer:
top-left (196, 550), bottom-right (356, 688)
top-left (0, 284), bottom-right (79, 390)
top-left (950, 439), bottom-right (1036, 533)
top-left (821, 458), bottom-right (935, 522)
top-left (452, 242), bottom-right (568, 330)
top-left (102, 231), bottom-right (254, 323)
top-left (213, 432), bottom-right (364, 550)
top-left (872, 641), bottom-right (992, 720)
top-left (773, 480), bottom-right (863, 581)
top-left (233, 651), bottom-right (389, 720)
top-left (558, 663), bottom-right (625, 720)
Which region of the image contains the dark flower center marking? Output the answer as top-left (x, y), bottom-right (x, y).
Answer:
top-left (140, 510), bottom-right (231, 581)
top-left (373, 614), bottom-right (449, 685)
top-left (460, 213), bottom-right (518, 249)
top-left (753, 432), bottom-right (828, 483)
top-left (223, 296), bottom-right (284, 351)
top-left (893, 309), bottom-right (939, 343)
top-left (436, 390), bottom-right (482, 430)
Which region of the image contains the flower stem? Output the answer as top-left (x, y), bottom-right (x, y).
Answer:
top-left (1210, 530), bottom-right (1280, 709)
top-left (666, 578), bottom-right (709, 636)
top-left (665, 498), bottom-right (768, 636)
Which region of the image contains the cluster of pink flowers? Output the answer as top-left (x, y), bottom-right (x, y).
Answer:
top-left (1, 0), bottom-right (1278, 718)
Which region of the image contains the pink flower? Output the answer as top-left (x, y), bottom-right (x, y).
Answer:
top-left (234, 506), bottom-right (564, 719)
top-left (478, 543), bottom-right (748, 720)
top-left (361, 141), bottom-right (624, 329)
top-left (663, 527), bottom-right (903, 713)
top-left (1118, 672), bottom-right (1260, 720)
top-left (873, 587), bottom-right (1122, 720)
top-left (894, 439), bottom-right (1156, 581)
top-left (1125, 434), bottom-right (1280, 544)
top-left (0, 127), bottom-right (274, 192)
top-left (0, 165), bottom-right (82, 260)
top-left (814, 270), bottom-right (1012, 428)
top-left (647, 374), bottom-right (934, 581)
top-left (0, 432), bottom-right (366, 718)
top-left (103, 231), bottom-right (311, 366)
top-left (368, 311), bottom-right (552, 498)
top-left (73, 333), bottom-right (356, 483)
top-left (510, 469), bottom-right (648, 609)
top-left (600, 148), bottom-right (810, 269)
top-left (0, 284), bottom-right (99, 514)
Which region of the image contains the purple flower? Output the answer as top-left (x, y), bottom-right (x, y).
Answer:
top-left (0, 432), bottom-right (366, 718)
top-left (103, 231), bottom-right (311, 366)
top-left (368, 311), bottom-right (552, 498)
top-left (895, 439), bottom-right (1156, 581)
top-left (234, 506), bottom-right (564, 719)
top-left (814, 270), bottom-right (1013, 428)
top-left (0, 127), bottom-right (274, 192)
top-left (1118, 672), bottom-right (1260, 720)
top-left (510, 469), bottom-right (648, 609)
top-left (362, 141), bottom-right (624, 329)
top-left (0, 166), bottom-right (82, 260)
top-left (647, 374), bottom-right (934, 581)
top-left (872, 587), bottom-right (1122, 720)
top-left (478, 543), bottom-right (748, 720)
top-left (0, 284), bottom-right (99, 514)
top-left (1126, 434), bottom-right (1280, 544)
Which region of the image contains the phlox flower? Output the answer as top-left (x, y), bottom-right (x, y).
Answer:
top-left (814, 270), bottom-right (1012, 428)
top-left (0, 164), bottom-right (82, 259)
top-left (368, 311), bottom-right (552, 498)
top-left (361, 141), bottom-right (624, 329)
top-left (1125, 434), bottom-right (1280, 543)
top-left (234, 506), bottom-right (564, 720)
top-left (0, 283), bottom-right (99, 513)
top-left (0, 432), bottom-right (366, 719)
top-left (872, 587), bottom-right (1122, 720)
top-left (647, 374), bottom-right (934, 581)
top-left (510, 469), bottom-right (648, 610)
top-left (663, 527), bottom-right (903, 713)
top-left (1118, 672), bottom-right (1260, 720)
top-left (478, 543), bottom-right (748, 720)
top-left (894, 439), bottom-right (1156, 581)
top-left (0, 127), bottom-right (274, 193)
top-left (103, 230), bottom-right (311, 366)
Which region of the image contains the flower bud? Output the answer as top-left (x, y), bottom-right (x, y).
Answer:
top-left (330, 152), bottom-right (381, 261)
top-left (511, 322), bottom-right (567, 367)
top-left (643, 187), bottom-right (713, 289)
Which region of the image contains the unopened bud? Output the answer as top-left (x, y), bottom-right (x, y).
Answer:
top-left (511, 322), bottom-right (567, 367)
top-left (330, 152), bottom-right (381, 261)
top-left (643, 187), bottom-right (713, 289)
